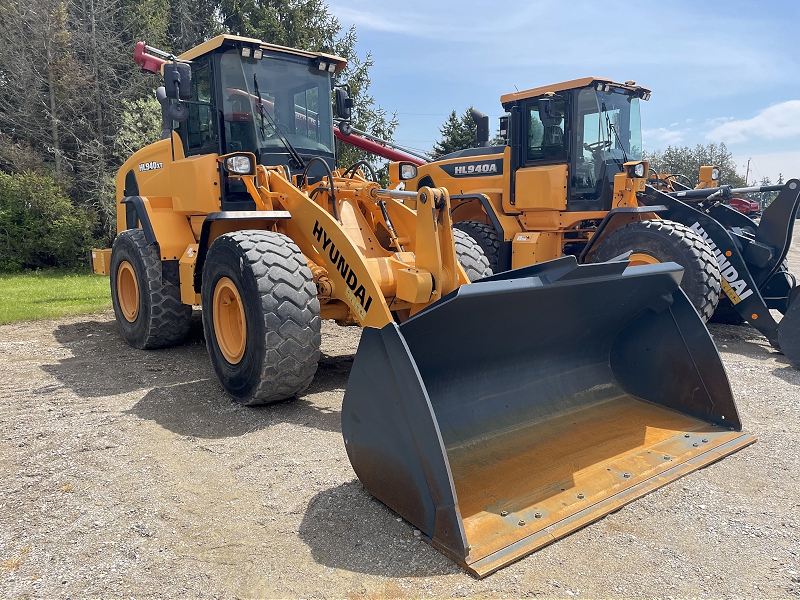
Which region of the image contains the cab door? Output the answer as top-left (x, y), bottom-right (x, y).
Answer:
top-left (509, 96), bottom-right (569, 213)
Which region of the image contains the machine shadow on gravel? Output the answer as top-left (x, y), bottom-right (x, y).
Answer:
top-left (42, 317), bottom-right (353, 438)
top-left (707, 322), bottom-right (783, 362)
top-left (771, 365), bottom-right (800, 386)
top-left (298, 480), bottom-right (455, 578)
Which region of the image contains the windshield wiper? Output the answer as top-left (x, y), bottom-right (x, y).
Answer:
top-left (602, 102), bottom-right (628, 169)
top-left (253, 73), bottom-right (306, 170)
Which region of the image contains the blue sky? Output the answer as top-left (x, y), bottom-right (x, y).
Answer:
top-left (330, 0), bottom-right (800, 183)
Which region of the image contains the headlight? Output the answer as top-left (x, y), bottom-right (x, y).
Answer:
top-left (399, 163), bottom-right (418, 180)
top-left (711, 167), bottom-right (720, 181)
top-left (225, 155), bottom-right (254, 175)
top-left (625, 162), bottom-right (646, 178)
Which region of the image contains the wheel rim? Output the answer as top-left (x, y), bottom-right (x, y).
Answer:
top-left (117, 261), bottom-right (139, 322)
top-left (628, 252), bottom-right (661, 266)
top-left (213, 277), bottom-right (246, 364)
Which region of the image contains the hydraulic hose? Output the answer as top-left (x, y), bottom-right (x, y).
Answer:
top-left (301, 157), bottom-right (339, 223)
top-left (342, 160), bottom-right (378, 182)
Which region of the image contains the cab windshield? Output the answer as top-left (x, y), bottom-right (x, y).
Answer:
top-left (219, 48), bottom-right (334, 157)
top-left (571, 87), bottom-right (643, 208)
top-left (578, 88), bottom-right (643, 165)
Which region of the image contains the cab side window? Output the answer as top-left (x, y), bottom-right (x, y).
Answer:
top-left (526, 99), bottom-right (567, 162)
top-left (183, 60), bottom-right (217, 155)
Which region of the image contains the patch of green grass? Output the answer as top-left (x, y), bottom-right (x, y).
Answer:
top-left (0, 269), bottom-right (111, 324)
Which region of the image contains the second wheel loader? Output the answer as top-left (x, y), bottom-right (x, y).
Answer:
top-left (91, 41), bottom-right (755, 576)
top-left (391, 77), bottom-right (800, 366)
top-left (390, 78), bottom-right (722, 322)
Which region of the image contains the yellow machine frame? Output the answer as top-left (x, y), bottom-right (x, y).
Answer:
top-left (389, 77), bottom-right (662, 268)
top-left (95, 133), bottom-right (468, 328)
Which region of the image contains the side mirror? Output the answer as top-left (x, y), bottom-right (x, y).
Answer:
top-left (338, 120), bottom-right (353, 136)
top-left (335, 87), bottom-right (353, 119)
top-left (164, 62), bottom-right (192, 100)
top-left (470, 109), bottom-right (490, 147)
top-left (537, 97), bottom-right (557, 127)
top-left (156, 85), bottom-right (188, 124)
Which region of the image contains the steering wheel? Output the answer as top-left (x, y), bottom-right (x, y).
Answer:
top-left (261, 121), bottom-right (291, 138)
top-left (584, 140), bottom-right (612, 152)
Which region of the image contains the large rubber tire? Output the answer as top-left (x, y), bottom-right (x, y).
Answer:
top-left (454, 228), bottom-right (493, 281)
top-left (591, 220), bottom-right (721, 322)
top-left (454, 221), bottom-right (501, 273)
top-left (110, 229), bottom-right (192, 349)
top-left (710, 298), bottom-right (745, 325)
top-left (201, 230), bottom-right (321, 405)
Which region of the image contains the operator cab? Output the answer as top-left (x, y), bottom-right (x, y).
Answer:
top-left (501, 77), bottom-right (649, 212)
top-left (170, 35), bottom-right (347, 208)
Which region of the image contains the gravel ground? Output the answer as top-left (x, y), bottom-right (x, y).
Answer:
top-left (1, 232), bottom-right (799, 599)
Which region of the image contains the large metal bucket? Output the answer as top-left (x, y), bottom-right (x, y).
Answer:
top-left (341, 257), bottom-right (755, 577)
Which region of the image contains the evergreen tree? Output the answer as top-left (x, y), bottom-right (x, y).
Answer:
top-left (433, 108), bottom-right (477, 157)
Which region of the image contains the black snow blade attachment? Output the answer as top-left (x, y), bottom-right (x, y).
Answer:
top-left (778, 297), bottom-right (800, 366)
top-left (341, 257), bottom-right (755, 577)
top-left (642, 182), bottom-right (800, 368)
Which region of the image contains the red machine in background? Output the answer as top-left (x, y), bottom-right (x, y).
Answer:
top-left (729, 196), bottom-right (761, 216)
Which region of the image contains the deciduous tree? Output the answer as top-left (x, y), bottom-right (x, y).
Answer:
top-left (643, 143), bottom-right (747, 188)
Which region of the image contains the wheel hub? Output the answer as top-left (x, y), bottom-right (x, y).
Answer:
top-left (117, 261), bottom-right (139, 322)
top-left (213, 277), bottom-right (247, 364)
top-left (628, 252), bottom-right (660, 266)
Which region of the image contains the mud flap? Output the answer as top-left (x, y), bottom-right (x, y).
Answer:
top-left (341, 257), bottom-right (756, 577)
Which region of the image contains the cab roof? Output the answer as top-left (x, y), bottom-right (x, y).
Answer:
top-left (178, 34), bottom-right (347, 72)
top-left (500, 77), bottom-right (651, 106)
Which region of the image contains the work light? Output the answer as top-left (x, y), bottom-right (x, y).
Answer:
top-left (400, 163), bottom-right (418, 180)
top-left (626, 162), bottom-right (646, 178)
top-left (225, 155), bottom-right (254, 175)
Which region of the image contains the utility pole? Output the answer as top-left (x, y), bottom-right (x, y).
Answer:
top-left (745, 158), bottom-right (751, 185)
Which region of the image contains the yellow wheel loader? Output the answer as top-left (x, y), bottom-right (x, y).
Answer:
top-left (390, 77), bottom-right (800, 365)
top-left (390, 78), bottom-right (723, 322)
top-left (92, 43), bottom-right (755, 576)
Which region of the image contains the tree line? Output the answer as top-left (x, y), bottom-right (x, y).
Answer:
top-left (0, 0), bottom-right (396, 271)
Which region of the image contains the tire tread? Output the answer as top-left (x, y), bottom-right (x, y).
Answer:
top-left (208, 231), bottom-right (320, 405)
top-left (592, 219), bottom-right (721, 322)
top-left (454, 221), bottom-right (501, 273)
top-left (453, 228), bottom-right (493, 281)
top-left (111, 229), bottom-right (192, 349)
